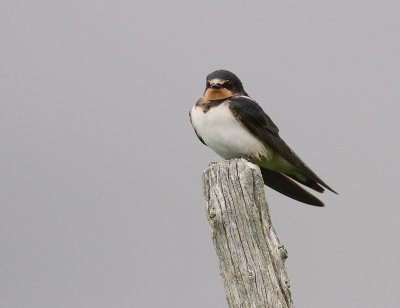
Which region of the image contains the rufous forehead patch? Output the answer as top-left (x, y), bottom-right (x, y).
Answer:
top-left (208, 78), bottom-right (228, 85)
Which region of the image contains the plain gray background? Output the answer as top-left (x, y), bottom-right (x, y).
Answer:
top-left (1, 1), bottom-right (399, 307)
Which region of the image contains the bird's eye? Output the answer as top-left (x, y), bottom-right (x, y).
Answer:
top-left (224, 81), bottom-right (233, 90)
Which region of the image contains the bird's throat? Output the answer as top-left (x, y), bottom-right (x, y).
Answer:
top-left (203, 88), bottom-right (233, 101)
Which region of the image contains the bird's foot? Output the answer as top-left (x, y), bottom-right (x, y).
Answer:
top-left (239, 155), bottom-right (253, 163)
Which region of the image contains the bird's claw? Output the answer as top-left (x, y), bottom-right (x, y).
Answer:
top-left (239, 155), bottom-right (253, 163)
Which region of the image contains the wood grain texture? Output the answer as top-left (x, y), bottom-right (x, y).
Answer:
top-left (203, 159), bottom-right (294, 308)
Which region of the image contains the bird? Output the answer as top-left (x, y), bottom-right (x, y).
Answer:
top-left (189, 69), bottom-right (337, 207)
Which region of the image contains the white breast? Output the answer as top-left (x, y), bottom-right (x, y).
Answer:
top-left (190, 102), bottom-right (271, 160)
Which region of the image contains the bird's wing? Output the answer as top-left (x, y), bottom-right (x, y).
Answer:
top-left (229, 96), bottom-right (336, 193)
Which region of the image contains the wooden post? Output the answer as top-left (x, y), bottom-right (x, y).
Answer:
top-left (202, 158), bottom-right (294, 308)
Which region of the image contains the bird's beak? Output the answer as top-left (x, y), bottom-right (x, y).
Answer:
top-left (210, 83), bottom-right (223, 89)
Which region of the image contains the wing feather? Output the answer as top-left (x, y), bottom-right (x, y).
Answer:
top-left (229, 96), bottom-right (336, 194)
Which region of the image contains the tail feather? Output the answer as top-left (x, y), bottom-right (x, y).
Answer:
top-left (260, 167), bottom-right (324, 207)
top-left (285, 174), bottom-right (325, 193)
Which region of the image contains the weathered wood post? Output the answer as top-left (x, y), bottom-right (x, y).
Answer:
top-left (202, 158), bottom-right (294, 308)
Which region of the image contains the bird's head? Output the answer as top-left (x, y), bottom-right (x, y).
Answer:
top-left (203, 70), bottom-right (247, 101)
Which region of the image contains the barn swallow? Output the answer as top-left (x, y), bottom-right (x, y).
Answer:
top-left (189, 69), bottom-right (337, 206)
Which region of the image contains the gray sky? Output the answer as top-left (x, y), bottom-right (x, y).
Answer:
top-left (1, 1), bottom-right (399, 307)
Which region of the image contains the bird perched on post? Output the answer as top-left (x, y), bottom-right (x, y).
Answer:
top-left (189, 70), bottom-right (337, 206)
